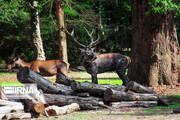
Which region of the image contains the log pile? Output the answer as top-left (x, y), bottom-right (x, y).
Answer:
top-left (1, 67), bottom-right (169, 119)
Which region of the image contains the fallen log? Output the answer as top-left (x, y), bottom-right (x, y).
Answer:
top-left (104, 88), bottom-right (168, 106)
top-left (104, 88), bottom-right (158, 102)
top-left (127, 81), bottom-right (169, 106)
top-left (71, 81), bottom-right (127, 97)
top-left (55, 73), bottom-right (74, 86)
top-left (110, 101), bottom-right (157, 108)
top-left (0, 99), bottom-right (24, 112)
top-left (127, 81), bottom-right (156, 94)
top-left (45, 103), bottom-right (80, 116)
top-left (3, 113), bottom-right (32, 120)
top-left (17, 67), bottom-right (74, 94)
top-left (0, 106), bottom-right (12, 119)
top-left (44, 93), bottom-right (107, 110)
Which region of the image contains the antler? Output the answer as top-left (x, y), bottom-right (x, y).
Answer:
top-left (66, 29), bottom-right (86, 48)
top-left (84, 27), bottom-right (99, 48)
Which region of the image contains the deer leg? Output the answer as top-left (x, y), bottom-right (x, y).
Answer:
top-left (116, 69), bottom-right (129, 86)
top-left (91, 73), bottom-right (98, 84)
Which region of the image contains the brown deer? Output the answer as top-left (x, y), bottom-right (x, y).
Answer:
top-left (8, 56), bottom-right (69, 77)
top-left (67, 28), bottom-right (131, 85)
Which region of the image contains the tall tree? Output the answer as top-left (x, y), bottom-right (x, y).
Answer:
top-left (56, 0), bottom-right (68, 62)
top-left (31, 1), bottom-right (46, 60)
top-left (128, 0), bottom-right (180, 86)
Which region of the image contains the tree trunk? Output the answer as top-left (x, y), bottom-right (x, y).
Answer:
top-left (128, 0), bottom-right (180, 86)
top-left (31, 1), bottom-right (46, 60)
top-left (56, 0), bottom-right (68, 63)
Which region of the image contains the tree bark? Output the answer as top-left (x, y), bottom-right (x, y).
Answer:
top-left (129, 0), bottom-right (180, 86)
top-left (71, 81), bottom-right (127, 97)
top-left (56, 0), bottom-right (68, 63)
top-left (31, 1), bottom-right (46, 60)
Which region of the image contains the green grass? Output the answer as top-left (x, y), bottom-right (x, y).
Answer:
top-left (0, 72), bottom-right (17, 74)
top-left (0, 82), bottom-right (24, 86)
top-left (75, 79), bottom-right (123, 85)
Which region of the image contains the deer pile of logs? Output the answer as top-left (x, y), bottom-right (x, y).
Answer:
top-left (0, 67), bottom-right (169, 119)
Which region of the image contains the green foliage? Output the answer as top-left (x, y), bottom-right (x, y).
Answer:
top-left (146, 0), bottom-right (180, 16)
top-left (0, 0), bottom-right (179, 67)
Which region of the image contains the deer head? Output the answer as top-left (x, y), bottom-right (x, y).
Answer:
top-left (66, 28), bottom-right (99, 64)
top-left (7, 55), bottom-right (22, 69)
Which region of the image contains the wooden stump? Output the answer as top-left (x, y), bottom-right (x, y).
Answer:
top-left (71, 81), bottom-right (127, 97)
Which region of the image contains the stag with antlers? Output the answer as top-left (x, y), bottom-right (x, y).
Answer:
top-left (67, 28), bottom-right (130, 86)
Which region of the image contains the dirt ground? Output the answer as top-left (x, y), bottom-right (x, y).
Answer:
top-left (1, 71), bottom-right (180, 120)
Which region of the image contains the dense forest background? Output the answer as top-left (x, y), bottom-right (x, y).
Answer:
top-left (0, 0), bottom-right (179, 68)
top-left (0, 0), bottom-right (133, 67)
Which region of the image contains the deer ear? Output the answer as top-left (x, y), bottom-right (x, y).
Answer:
top-left (79, 48), bottom-right (85, 52)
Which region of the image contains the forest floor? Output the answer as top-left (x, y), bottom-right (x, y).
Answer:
top-left (1, 71), bottom-right (180, 120)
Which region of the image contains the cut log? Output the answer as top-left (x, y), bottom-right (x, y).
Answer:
top-left (17, 67), bottom-right (74, 94)
top-left (44, 93), bottom-right (107, 110)
top-left (0, 99), bottom-right (24, 112)
top-left (110, 101), bottom-right (157, 108)
top-left (127, 81), bottom-right (156, 94)
top-left (71, 81), bottom-right (127, 97)
top-left (45, 103), bottom-right (80, 116)
top-left (20, 94), bottom-right (45, 114)
top-left (3, 113), bottom-right (32, 119)
top-left (55, 73), bottom-right (74, 86)
top-left (104, 88), bottom-right (158, 102)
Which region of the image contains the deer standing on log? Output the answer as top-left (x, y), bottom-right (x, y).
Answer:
top-left (8, 55), bottom-right (69, 77)
top-left (67, 28), bottom-right (131, 85)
